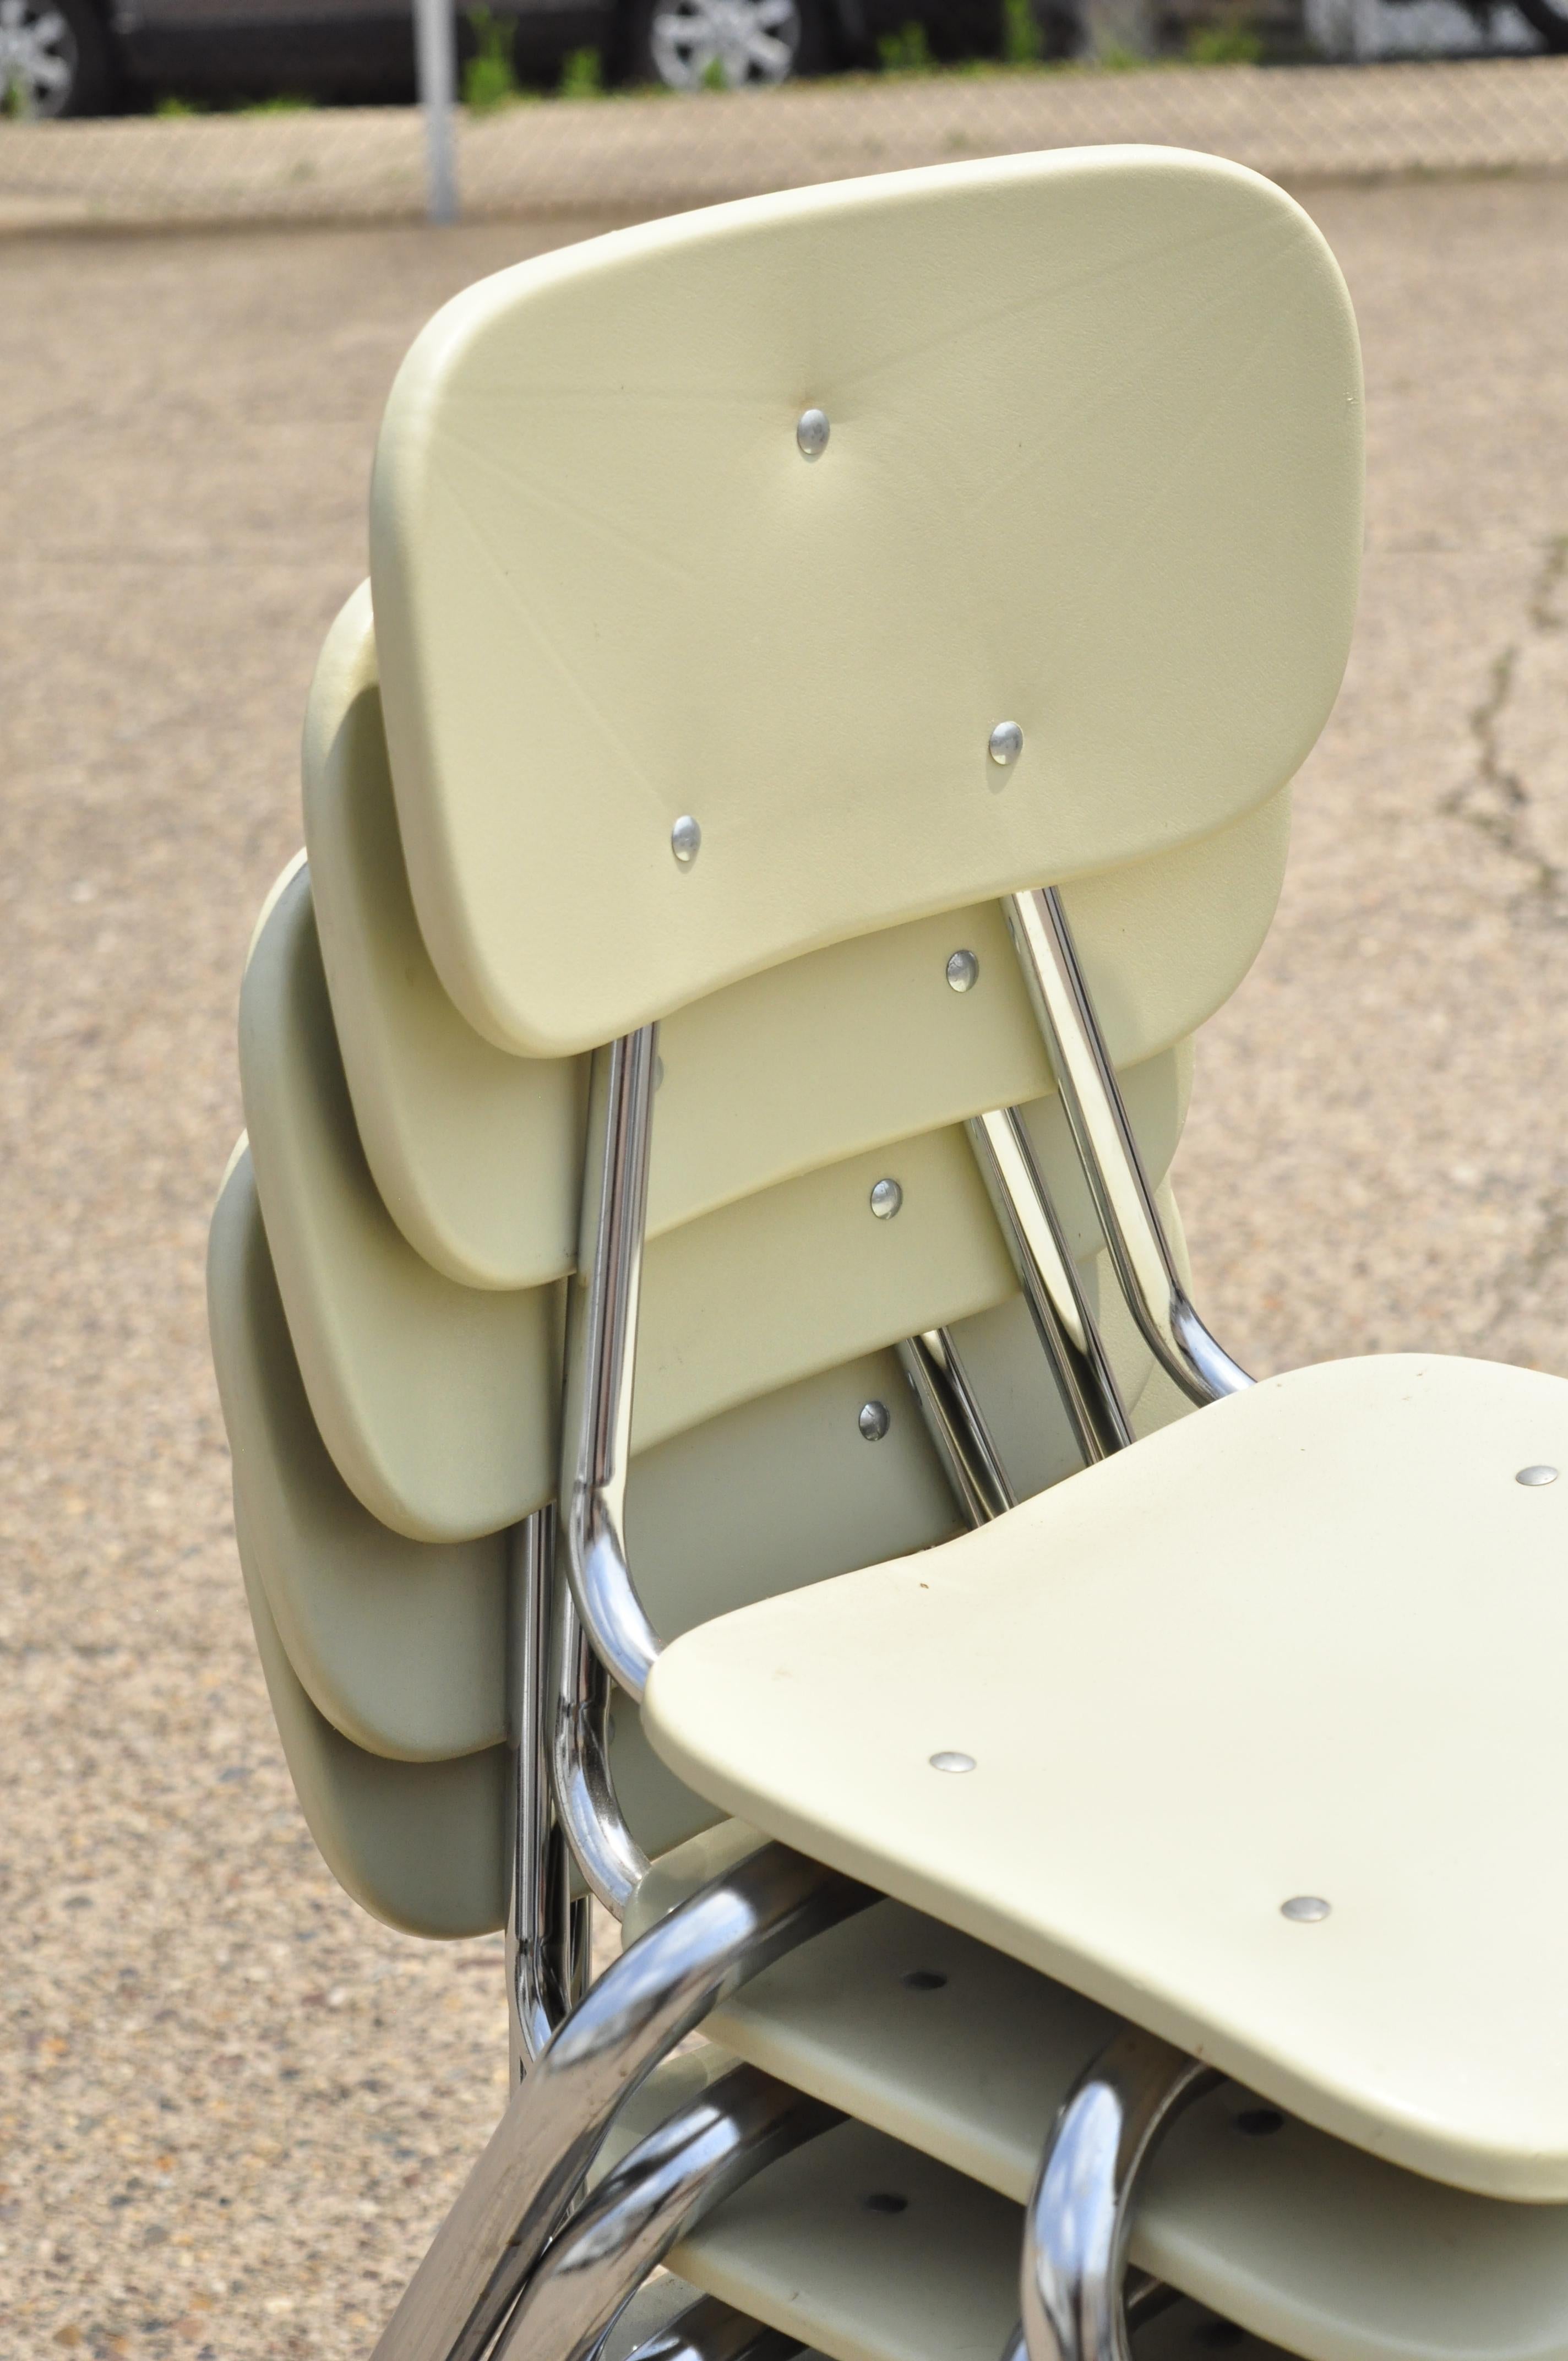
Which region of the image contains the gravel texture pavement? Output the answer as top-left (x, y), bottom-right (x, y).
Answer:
top-left (0, 178), bottom-right (1565, 2360)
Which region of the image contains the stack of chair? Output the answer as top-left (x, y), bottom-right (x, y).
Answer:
top-left (209, 144), bottom-right (1568, 2361)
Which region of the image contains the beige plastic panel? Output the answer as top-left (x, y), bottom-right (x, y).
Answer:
top-left (597, 2054), bottom-right (1285, 2361)
top-left (210, 1146), bottom-right (510, 1762)
top-left (646, 1354), bottom-right (1568, 2200)
top-left (235, 1508), bottom-right (509, 1940)
top-left (240, 861), bottom-right (1185, 1542)
top-left (210, 1140), bottom-right (976, 1759)
top-left (305, 583), bottom-right (1286, 1292)
top-left (210, 1130), bottom-right (1182, 1764)
top-left (666, 2096), bottom-right (1285, 2361)
top-left (631, 1833), bottom-right (1568, 2361)
top-left (369, 148), bottom-right (1360, 1056)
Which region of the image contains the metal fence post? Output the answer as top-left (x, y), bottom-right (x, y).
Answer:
top-left (413, 0), bottom-right (460, 225)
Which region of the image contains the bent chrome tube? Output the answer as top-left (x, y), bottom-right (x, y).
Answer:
top-left (561, 1024), bottom-right (663, 1704)
top-left (622, 2292), bottom-right (803, 2361)
top-left (511, 1510), bottom-right (589, 2075)
top-left (371, 1842), bottom-right (873, 2361)
top-left (999, 2276), bottom-right (1175, 2361)
top-left (552, 1572), bottom-right (650, 1919)
top-left (1020, 2028), bottom-right (1218, 2361)
top-left (898, 1328), bottom-right (1017, 1524)
top-left (1005, 889), bottom-right (1251, 1406)
top-left (967, 1108), bottom-right (1133, 1463)
top-left (492, 2065), bottom-right (838, 2361)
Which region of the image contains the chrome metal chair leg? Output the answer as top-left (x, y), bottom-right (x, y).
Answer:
top-left (371, 1842), bottom-right (872, 2361)
top-left (561, 1024), bottom-right (663, 1703)
top-left (967, 1107), bottom-right (1133, 1462)
top-left (897, 1328), bottom-right (1017, 1524)
top-left (620, 2292), bottom-right (803, 2361)
top-left (1017, 2028), bottom-right (1218, 2361)
top-left (512, 1508), bottom-right (582, 2075)
top-left (552, 1565), bottom-right (650, 1918)
top-left (1004, 888), bottom-right (1251, 1406)
top-left (492, 2065), bottom-right (837, 2361)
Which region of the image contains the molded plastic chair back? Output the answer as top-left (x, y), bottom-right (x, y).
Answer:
top-left (368, 148), bottom-right (1360, 1057)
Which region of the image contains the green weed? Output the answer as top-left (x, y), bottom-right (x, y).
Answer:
top-left (559, 44), bottom-right (605, 95)
top-left (878, 20), bottom-right (933, 70)
top-left (1186, 16), bottom-right (1262, 58)
top-left (464, 8), bottom-right (524, 109)
top-left (1000, 0), bottom-right (1043, 64)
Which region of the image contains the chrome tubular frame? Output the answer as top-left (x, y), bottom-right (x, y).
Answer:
top-left (998, 2278), bottom-right (1174, 2361)
top-left (371, 1842), bottom-right (872, 2361)
top-left (552, 1574), bottom-right (651, 1918)
top-left (561, 1024), bottom-right (665, 1705)
top-left (897, 1328), bottom-right (1017, 1524)
top-left (967, 1108), bottom-right (1133, 1464)
top-left (1005, 889), bottom-right (1252, 1406)
top-left (511, 1509), bottom-right (589, 2076)
top-left (492, 2065), bottom-right (838, 2361)
top-left (1019, 2029), bottom-right (1218, 2361)
top-left (622, 2293), bottom-right (803, 2361)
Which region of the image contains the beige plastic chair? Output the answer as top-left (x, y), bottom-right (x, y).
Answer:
top-left (207, 140), bottom-right (1568, 2361)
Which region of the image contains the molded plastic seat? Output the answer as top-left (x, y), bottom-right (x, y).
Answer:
top-left (601, 2056), bottom-right (1294, 2361)
top-left (646, 1353), bottom-right (1568, 2201)
top-left (632, 1830), bottom-right (1568, 2361)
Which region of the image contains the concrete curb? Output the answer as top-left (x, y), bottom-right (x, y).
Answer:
top-left (2, 56), bottom-right (1566, 234)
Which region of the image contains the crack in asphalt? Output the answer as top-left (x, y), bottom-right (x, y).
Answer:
top-left (1443, 532), bottom-right (1568, 923)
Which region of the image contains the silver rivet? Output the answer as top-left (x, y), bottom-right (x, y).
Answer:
top-left (945, 948), bottom-right (979, 993)
top-left (654, 1056), bottom-right (665, 1091)
top-left (1516, 1464), bottom-right (1559, 1486)
top-left (796, 407), bottom-right (830, 460)
top-left (988, 721), bottom-right (1023, 768)
top-left (929, 1751), bottom-right (976, 1774)
top-left (670, 815), bottom-right (701, 867)
top-left (1281, 1896), bottom-right (1330, 1923)
top-left (858, 1400), bottom-right (890, 1441)
top-left (869, 1178), bottom-right (902, 1220)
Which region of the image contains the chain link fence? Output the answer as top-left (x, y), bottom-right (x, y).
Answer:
top-left (1, 50), bottom-right (1565, 232)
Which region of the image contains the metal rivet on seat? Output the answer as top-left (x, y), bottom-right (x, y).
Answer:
top-left (1516, 1464), bottom-right (1559, 1486)
top-left (945, 948), bottom-right (979, 993)
top-left (858, 1400), bottom-right (890, 1441)
top-left (1280, 1895), bottom-right (1330, 1923)
top-left (988, 720), bottom-right (1024, 768)
top-left (670, 815), bottom-right (701, 866)
top-left (796, 407), bottom-right (830, 460)
top-left (870, 1178), bottom-right (902, 1220)
top-left (929, 1750), bottom-right (976, 1774)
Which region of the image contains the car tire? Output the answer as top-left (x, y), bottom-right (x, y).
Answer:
top-left (625, 0), bottom-right (826, 86)
top-left (0, 0), bottom-right (117, 116)
top-left (1514, 0), bottom-right (1568, 47)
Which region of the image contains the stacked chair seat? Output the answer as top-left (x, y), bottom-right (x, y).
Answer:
top-left (206, 142), bottom-right (1568, 2361)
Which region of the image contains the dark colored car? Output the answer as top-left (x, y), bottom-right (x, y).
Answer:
top-left (0, 0), bottom-right (1049, 117)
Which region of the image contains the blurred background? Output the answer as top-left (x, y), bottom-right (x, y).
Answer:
top-left (1, 12), bottom-right (1566, 2361)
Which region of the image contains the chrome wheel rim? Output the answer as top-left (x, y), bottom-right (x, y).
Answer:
top-left (0, 0), bottom-right (77, 116)
top-left (648, 0), bottom-right (802, 87)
